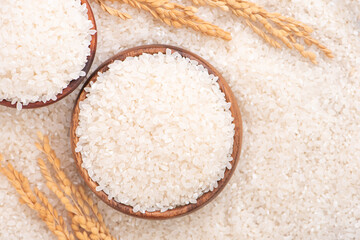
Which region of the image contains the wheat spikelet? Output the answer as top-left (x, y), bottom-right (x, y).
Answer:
top-left (192, 0), bottom-right (229, 11)
top-left (223, 0), bottom-right (331, 63)
top-left (245, 19), bottom-right (281, 48)
top-left (71, 211), bottom-right (115, 240)
top-left (78, 186), bottom-right (108, 233)
top-left (98, 0), bottom-right (231, 40)
top-left (190, 0), bottom-right (332, 63)
top-left (95, 0), bottom-right (131, 20)
top-left (0, 157), bottom-right (74, 240)
top-left (37, 135), bottom-right (86, 216)
top-left (1, 134), bottom-right (116, 240)
top-left (37, 135), bottom-right (99, 219)
top-left (34, 188), bottom-right (76, 240)
top-left (36, 133), bottom-right (115, 240)
top-left (95, 0), bottom-right (333, 62)
top-left (1, 163), bottom-right (37, 208)
top-left (75, 230), bottom-right (91, 240)
top-left (37, 157), bottom-right (81, 215)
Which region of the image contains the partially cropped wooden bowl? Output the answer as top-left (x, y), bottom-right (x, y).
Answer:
top-left (71, 44), bottom-right (242, 219)
top-left (0, 0), bottom-right (97, 109)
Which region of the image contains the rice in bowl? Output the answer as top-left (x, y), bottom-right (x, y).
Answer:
top-left (0, 0), bottom-right (95, 109)
top-left (75, 49), bottom-right (236, 213)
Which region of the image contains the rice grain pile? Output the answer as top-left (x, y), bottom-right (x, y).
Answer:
top-left (75, 50), bottom-right (235, 213)
top-left (0, 0), bottom-right (359, 239)
top-left (0, 0), bottom-right (94, 109)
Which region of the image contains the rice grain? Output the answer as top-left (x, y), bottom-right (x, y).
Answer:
top-left (76, 50), bottom-right (235, 212)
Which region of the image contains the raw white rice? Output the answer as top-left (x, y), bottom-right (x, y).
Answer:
top-left (0, 0), bottom-right (360, 239)
top-left (75, 50), bottom-right (235, 212)
top-left (0, 0), bottom-right (94, 107)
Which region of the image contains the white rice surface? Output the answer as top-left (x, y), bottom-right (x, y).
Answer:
top-left (0, 0), bottom-right (94, 107)
top-left (75, 50), bottom-right (235, 212)
top-left (0, 0), bottom-right (359, 239)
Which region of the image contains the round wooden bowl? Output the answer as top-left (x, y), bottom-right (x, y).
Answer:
top-left (71, 44), bottom-right (242, 219)
top-left (0, 0), bottom-right (97, 109)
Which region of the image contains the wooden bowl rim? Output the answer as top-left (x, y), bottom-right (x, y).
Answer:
top-left (71, 44), bottom-right (242, 220)
top-left (0, 0), bottom-right (97, 109)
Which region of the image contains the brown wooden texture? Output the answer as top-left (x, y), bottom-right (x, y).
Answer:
top-left (71, 45), bottom-right (243, 219)
top-left (0, 0), bottom-right (97, 109)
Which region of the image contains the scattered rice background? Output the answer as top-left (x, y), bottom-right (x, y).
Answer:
top-left (0, 0), bottom-right (359, 239)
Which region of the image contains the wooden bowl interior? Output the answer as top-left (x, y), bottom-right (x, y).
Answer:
top-left (71, 44), bottom-right (242, 219)
top-left (0, 0), bottom-right (97, 109)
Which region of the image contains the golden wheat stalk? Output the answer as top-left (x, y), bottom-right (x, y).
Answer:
top-left (123, 0), bottom-right (232, 40)
top-left (192, 0), bottom-right (333, 63)
top-left (94, 0), bottom-right (333, 63)
top-left (192, 0), bottom-right (229, 11)
top-left (36, 137), bottom-right (87, 217)
top-left (34, 187), bottom-right (76, 240)
top-left (37, 157), bottom-right (82, 216)
top-left (96, 0), bottom-right (231, 40)
top-left (0, 155), bottom-right (75, 240)
top-left (36, 133), bottom-right (115, 240)
top-left (78, 185), bottom-right (106, 230)
top-left (0, 133), bottom-right (117, 240)
top-left (95, 0), bottom-right (131, 20)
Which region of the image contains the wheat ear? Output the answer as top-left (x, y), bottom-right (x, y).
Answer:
top-left (192, 0), bottom-right (333, 63)
top-left (97, 0), bottom-right (231, 40)
top-left (36, 133), bottom-right (115, 240)
top-left (95, 0), bottom-right (131, 20)
top-left (0, 155), bottom-right (75, 240)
